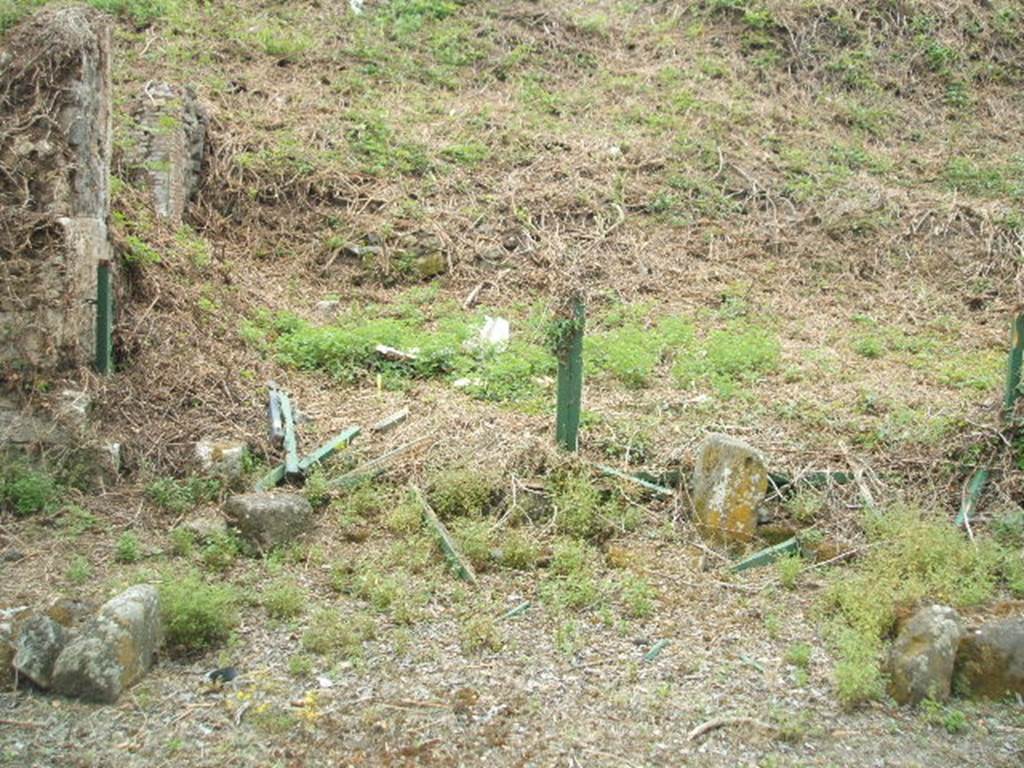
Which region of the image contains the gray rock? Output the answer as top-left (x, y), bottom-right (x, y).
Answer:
top-left (51, 584), bottom-right (161, 703)
top-left (954, 616), bottom-right (1024, 700)
top-left (194, 439), bottom-right (246, 479)
top-left (0, 616), bottom-right (19, 690)
top-left (224, 492), bottom-right (313, 551)
top-left (692, 434), bottom-right (768, 546)
top-left (888, 604), bottom-right (963, 705)
top-left (13, 616), bottom-right (66, 688)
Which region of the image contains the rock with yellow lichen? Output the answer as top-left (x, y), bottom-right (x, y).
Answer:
top-left (692, 434), bottom-right (768, 546)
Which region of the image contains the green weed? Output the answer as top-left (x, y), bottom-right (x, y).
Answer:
top-left (65, 555), bottom-right (91, 585)
top-left (261, 577), bottom-right (307, 620)
top-left (160, 571), bottom-right (238, 653)
top-left (460, 614), bottom-right (503, 653)
top-left (115, 532), bottom-right (142, 563)
top-left (301, 609), bottom-right (375, 658)
top-left (428, 468), bottom-right (499, 520)
top-left (673, 321), bottom-right (780, 393)
top-left (1, 462), bottom-right (61, 517)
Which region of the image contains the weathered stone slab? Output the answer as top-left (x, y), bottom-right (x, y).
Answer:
top-left (13, 615), bottom-right (66, 688)
top-left (692, 434), bottom-right (768, 545)
top-left (888, 604), bottom-right (963, 705)
top-left (955, 616), bottom-right (1024, 700)
top-left (0, 6), bottom-right (112, 371)
top-left (127, 82), bottom-right (207, 222)
top-left (224, 492), bottom-right (313, 551)
top-left (51, 585), bottom-right (161, 703)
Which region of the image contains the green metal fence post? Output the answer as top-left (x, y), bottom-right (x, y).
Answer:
top-left (1002, 312), bottom-right (1024, 423)
top-left (555, 295), bottom-right (585, 452)
top-left (95, 260), bottom-right (112, 374)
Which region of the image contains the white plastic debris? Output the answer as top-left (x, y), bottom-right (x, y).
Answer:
top-left (375, 344), bottom-right (419, 362)
top-left (348, 0), bottom-right (364, 14)
top-left (317, 675), bottom-right (334, 689)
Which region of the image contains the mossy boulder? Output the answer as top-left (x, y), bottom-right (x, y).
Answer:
top-left (692, 434), bottom-right (767, 546)
top-left (954, 617), bottom-right (1024, 700)
top-left (888, 604), bottom-right (963, 705)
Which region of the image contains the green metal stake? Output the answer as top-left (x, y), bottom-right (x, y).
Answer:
top-left (1003, 312), bottom-right (1024, 423)
top-left (555, 296), bottom-right (585, 452)
top-left (279, 392), bottom-right (300, 478)
top-left (956, 312), bottom-right (1024, 528)
top-left (95, 260), bottom-right (112, 374)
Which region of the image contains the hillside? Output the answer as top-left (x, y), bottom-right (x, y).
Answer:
top-left (2, 1), bottom-right (1024, 766)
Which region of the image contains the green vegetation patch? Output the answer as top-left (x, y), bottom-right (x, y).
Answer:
top-left (586, 316), bottom-right (695, 388)
top-left (672, 320), bottom-right (781, 393)
top-left (821, 506), bottom-right (1017, 708)
top-left (1, 461), bottom-right (61, 517)
top-left (160, 571), bottom-right (239, 653)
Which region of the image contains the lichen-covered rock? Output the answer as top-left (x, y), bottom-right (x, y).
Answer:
top-left (0, 606), bottom-right (32, 689)
top-left (888, 604), bottom-right (963, 705)
top-left (224, 492), bottom-right (313, 551)
top-left (45, 596), bottom-right (94, 628)
top-left (13, 615), bottom-right (66, 688)
top-left (954, 616), bottom-right (1024, 700)
top-left (51, 585), bottom-right (161, 703)
top-left (692, 434), bottom-right (768, 545)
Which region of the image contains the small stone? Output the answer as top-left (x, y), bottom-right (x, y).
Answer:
top-left (954, 616), bottom-right (1024, 700)
top-left (314, 299), bottom-right (340, 315)
top-left (194, 440), bottom-right (246, 479)
top-left (51, 584), bottom-right (162, 703)
top-left (223, 492), bottom-right (313, 551)
top-left (103, 442), bottom-right (122, 475)
top-left (13, 616), bottom-right (66, 688)
top-left (888, 604), bottom-right (963, 705)
top-left (178, 513), bottom-right (227, 542)
top-left (692, 434), bottom-right (768, 546)
top-left (57, 389), bottom-right (91, 425)
top-left (0, 549), bottom-right (24, 563)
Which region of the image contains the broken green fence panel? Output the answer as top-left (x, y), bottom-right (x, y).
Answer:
top-left (595, 464), bottom-right (674, 497)
top-left (417, 490), bottom-right (477, 584)
top-left (326, 435), bottom-right (432, 489)
top-left (297, 426), bottom-right (361, 473)
top-left (279, 392), bottom-right (300, 477)
top-left (730, 537), bottom-right (801, 573)
top-left (1003, 312), bottom-right (1024, 423)
top-left (555, 296), bottom-right (585, 452)
top-left (768, 471), bottom-right (853, 493)
top-left (643, 639), bottom-right (670, 662)
top-left (955, 468), bottom-right (990, 528)
top-left (501, 601), bottom-right (531, 620)
top-left (95, 260), bottom-right (113, 374)
top-left (255, 463), bottom-right (287, 491)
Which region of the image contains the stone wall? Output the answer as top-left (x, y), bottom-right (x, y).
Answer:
top-left (127, 82), bottom-right (208, 223)
top-left (0, 6), bottom-right (112, 372)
